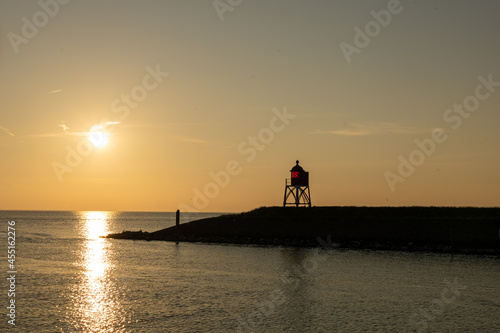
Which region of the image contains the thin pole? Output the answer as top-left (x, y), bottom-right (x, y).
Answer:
top-left (295, 187), bottom-right (299, 207)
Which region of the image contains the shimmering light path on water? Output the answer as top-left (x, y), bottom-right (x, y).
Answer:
top-left (66, 211), bottom-right (125, 332)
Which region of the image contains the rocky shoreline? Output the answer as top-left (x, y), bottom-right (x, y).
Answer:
top-left (103, 206), bottom-right (500, 255)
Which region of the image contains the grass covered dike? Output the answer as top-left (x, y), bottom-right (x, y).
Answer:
top-left (105, 206), bottom-right (500, 254)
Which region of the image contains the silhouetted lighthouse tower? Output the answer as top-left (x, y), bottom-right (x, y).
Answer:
top-left (283, 160), bottom-right (311, 207)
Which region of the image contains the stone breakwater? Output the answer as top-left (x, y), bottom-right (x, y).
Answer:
top-left (103, 206), bottom-right (500, 255)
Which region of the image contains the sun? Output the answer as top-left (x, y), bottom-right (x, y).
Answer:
top-left (88, 125), bottom-right (109, 148)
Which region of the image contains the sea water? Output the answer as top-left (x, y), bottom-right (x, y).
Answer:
top-left (0, 210), bottom-right (499, 332)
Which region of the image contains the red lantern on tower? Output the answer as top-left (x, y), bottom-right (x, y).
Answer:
top-left (283, 160), bottom-right (311, 207)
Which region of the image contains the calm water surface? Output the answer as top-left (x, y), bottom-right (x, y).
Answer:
top-left (0, 210), bottom-right (499, 332)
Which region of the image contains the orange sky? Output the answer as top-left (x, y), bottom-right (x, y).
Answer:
top-left (1, 1), bottom-right (499, 211)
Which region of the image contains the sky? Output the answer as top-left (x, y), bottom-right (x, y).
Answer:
top-left (1, 0), bottom-right (499, 212)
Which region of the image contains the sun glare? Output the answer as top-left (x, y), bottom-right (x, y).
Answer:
top-left (88, 125), bottom-right (109, 148)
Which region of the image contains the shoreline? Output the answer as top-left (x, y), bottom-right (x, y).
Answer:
top-left (103, 206), bottom-right (500, 255)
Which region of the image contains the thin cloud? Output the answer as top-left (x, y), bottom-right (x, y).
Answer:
top-left (90, 121), bottom-right (120, 132)
top-left (171, 135), bottom-right (210, 144)
top-left (29, 121), bottom-right (121, 139)
top-left (315, 122), bottom-right (428, 136)
top-left (29, 132), bottom-right (87, 138)
top-left (46, 89), bottom-right (63, 94)
top-left (0, 124), bottom-right (15, 137)
top-left (59, 121), bottom-right (70, 132)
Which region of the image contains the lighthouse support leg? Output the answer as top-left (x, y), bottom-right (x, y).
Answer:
top-left (283, 185), bottom-right (311, 207)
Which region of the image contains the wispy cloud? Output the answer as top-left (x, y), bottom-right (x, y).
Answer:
top-left (59, 121), bottom-right (70, 132)
top-left (315, 122), bottom-right (429, 136)
top-left (171, 135), bottom-right (210, 144)
top-left (46, 89), bottom-right (62, 94)
top-left (29, 121), bottom-right (121, 139)
top-left (0, 124), bottom-right (15, 137)
top-left (28, 132), bottom-right (86, 138)
top-left (90, 121), bottom-right (120, 132)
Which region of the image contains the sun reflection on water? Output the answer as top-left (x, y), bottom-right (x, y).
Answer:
top-left (66, 211), bottom-right (125, 332)
top-left (84, 211), bottom-right (108, 279)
